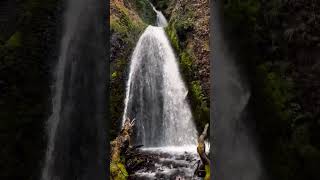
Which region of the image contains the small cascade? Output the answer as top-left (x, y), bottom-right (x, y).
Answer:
top-left (150, 3), bottom-right (168, 27)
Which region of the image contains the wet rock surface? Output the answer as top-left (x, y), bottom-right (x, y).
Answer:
top-left (126, 147), bottom-right (202, 180)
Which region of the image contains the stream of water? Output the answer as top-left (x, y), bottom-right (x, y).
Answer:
top-left (122, 5), bottom-right (201, 179)
top-left (41, 0), bottom-right (106, 179)
top-left (122, 7), bottom-right (198, 147)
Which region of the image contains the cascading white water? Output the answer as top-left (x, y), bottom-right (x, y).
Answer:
top-left (122, 6), bottom-right (197, 147)
top-left (150, 3), bottom-right (168, 27)
top-left (121, 6), bottom-right (202, 179)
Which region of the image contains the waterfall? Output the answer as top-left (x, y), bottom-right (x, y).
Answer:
top-left (41, 0), bottom-right (106, 179)
top-left (122, 6), bottom-right (197, 147)
top-left (150, 3), bottom-right (168, 27)
top-left (212, 1), bottom-right (262, 179)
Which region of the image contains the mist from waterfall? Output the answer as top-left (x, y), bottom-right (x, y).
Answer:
top-left (122, 6), bottom-right (197, 147)
top-left (41, 0), bottom-right (106, 179)
top-left (212, 1), bottom-right (263, 180)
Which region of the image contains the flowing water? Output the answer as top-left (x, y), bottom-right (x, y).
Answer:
top-left (41, 0), bottom-right (106, 179)
top-left (122, 6), bottom-right (201, 179)
top-left (122, 8), bottom-right (197, 147)
top-left (130, 146), bottom-right (201, 180)
top-left (150, 3), bottom-right (168, 27)
top-left (212, 1), bottom-right (262, 179)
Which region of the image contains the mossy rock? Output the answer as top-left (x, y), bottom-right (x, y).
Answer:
top-left (110, 161), bottom-right (128, 180)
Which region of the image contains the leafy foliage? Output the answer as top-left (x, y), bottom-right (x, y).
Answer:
top-left (132, 0), bottom-right (156, 25)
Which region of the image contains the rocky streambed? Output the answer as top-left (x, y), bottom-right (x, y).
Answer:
top-left (126, 146), bottom-right (203, 180)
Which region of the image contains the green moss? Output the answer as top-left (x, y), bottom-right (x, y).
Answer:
top-left (256, 63), bottom-right (294, 122)
top-left (191, 81), bottom-right (205, 102)
top-left (165, 19), bottom-right (209, 132)
top-left (110, 0), bottom-right (154, 139)
top-left (205, 165), bottom-right (210, 180)
top-left (6, 32), bottom-right (22, 47)
top-left (133, 0), bottom-right (156, 25)
top-left (110, 161), bottom-right (128, 180)
top-left (110, 18), bottom-right (127, 35)
top-left (111, 2), bottom-right (148, 34)
top-left (165, 24), bottom-right (180, 51)
top-left (191, 80), bottom-right (209, 129)
top-left (180, 51), bottom-right (193, 75)
top-left (112, 72), bottom-right (118, 79)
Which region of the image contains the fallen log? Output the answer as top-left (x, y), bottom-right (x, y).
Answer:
top-left (195, 123), bottom-right (210, 180)
top-left (110, 118), bottom-right (135, 180)
top-left (111, 118), bottom-right (135, 161)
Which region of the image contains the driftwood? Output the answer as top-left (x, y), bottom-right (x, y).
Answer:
top-left (197, 123), bottom-right (210, 165)
top-left (195, 123), bottom-right (210, 179)
top-left (110, 118), bottom-right (136, 179)
top-left (110, 118), bottom-right (135, 162)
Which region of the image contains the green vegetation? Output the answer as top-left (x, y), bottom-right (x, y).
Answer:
top-left (150, 0), bottom-right (170, 12)
top-left (110, 0), bottom-right (157, 177)
top-left (204, 165), bottom-right (210, 180)
top-left (110, 0), bottom-right (150, 139)
top-left (133, 0), bottom-right (156, 25)
top-left (110, 160), bottom-right (128, 180)
top-left (224, 0), bottom-right (320, 179)
top-left (165, 12), bottom-right (209, 132)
